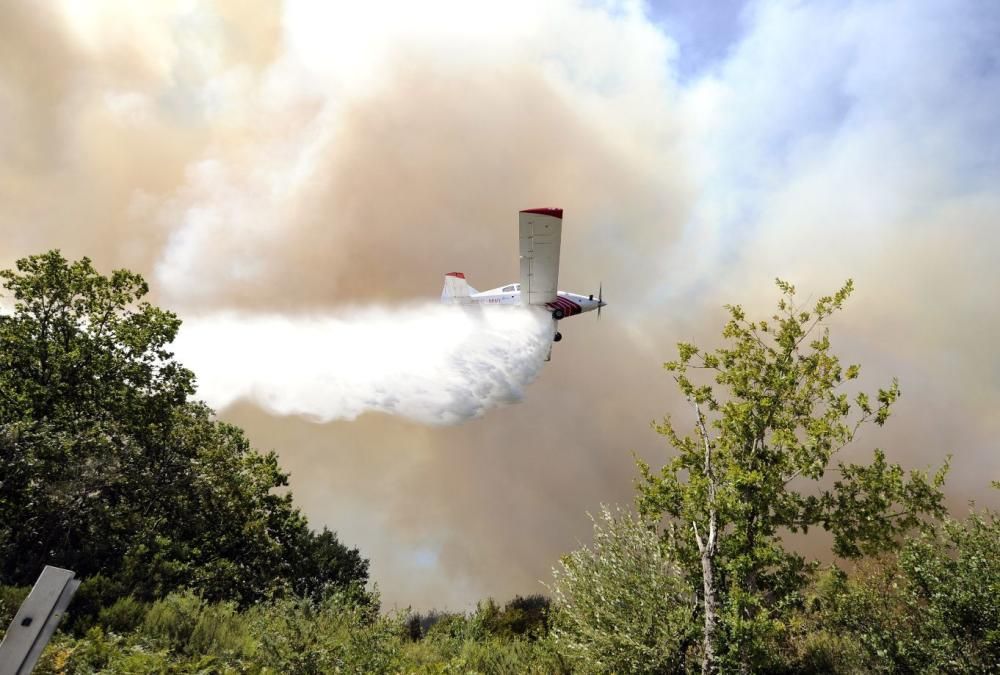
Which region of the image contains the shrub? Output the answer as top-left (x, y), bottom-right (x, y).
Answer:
top-left (405, 609), bottom-right (462, 641)
top-left (246, 587), bottom-right (403, 674)
top-left (142, 591), bottom-right (247, 659)
top-left (97, 595), bottom-right (148, 635)
top-left (423, 612), bottom-right (469, 643)
top-left (498, 595), bottom-right (551, 639)
top-left (820, 510), bottom-right (1000, 673)
top-left (458, 636), bottom-right (569, 675)
top-left (547, 505), bottom-right (697, 674)
top-left (0, 585), bottom-right (29, 629)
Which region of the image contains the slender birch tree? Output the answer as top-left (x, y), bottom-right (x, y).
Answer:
top-left (637, 279), bottom-right (948, 674)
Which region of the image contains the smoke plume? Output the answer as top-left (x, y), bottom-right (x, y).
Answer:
top-left (1, 0), bottom-right (998, 609)
top-left (173, 305), bottom-right (553, 425)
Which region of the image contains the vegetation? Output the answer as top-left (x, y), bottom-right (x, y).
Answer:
top-left (0, 251), bottom-right (366, 609)
top-left (548, 501), bottom-right (999, 675)
top-left (636, 279), bottom-right (948, 673)
top-left (1, 254), bottom-right (996, 673)
top-left (819, 509), bottom-right (1000, 672)
top-left (548, 506), bottom-right (696, 673)
top-left (17, 586), bottom-right (562, 674)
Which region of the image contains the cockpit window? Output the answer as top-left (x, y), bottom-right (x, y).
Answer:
top-left (502, 285), bottom-right (515, 292)
top-left (515, 284), bottom-right (521, 290)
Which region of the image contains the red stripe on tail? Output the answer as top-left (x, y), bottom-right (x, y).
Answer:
top-left (520, 208), bottom-right (563, 219)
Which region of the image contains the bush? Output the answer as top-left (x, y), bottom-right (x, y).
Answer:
top-left (34, 626), bottom-right (228, 675)
top-left (396, 634), bottom-right (569, 674)
top-left (458, 636), bottom-right (569, 675)
top-left (246, 587), bottom-right (403, 674)
top-left (820, 509), bottom-right (1000, 673)
top-left (142, 591), bottom-right (248, 659)
top-left (34, 587), bottom-right (407, 673)
top-left (464, 595), bottom-right (552, 641)
top-left (547, 505), bottom-right (698, 674)
top-left (405, 609), bottom-right (455, 641)
top-left (497, 595), bottom-right (551, 639)
top-left (62, 574), bottom-right (131, 634)
top-left (97, 595), bottom-right (148, 635)
top-left (0, 585), bottom-right (29, 630)
top-left (423, 612), bottom-right (470, 643)
top-left (398, 602), bottom-right (565, 673)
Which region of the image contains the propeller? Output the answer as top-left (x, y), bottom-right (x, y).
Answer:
top-left (597, 282), bottom-right (604, 320)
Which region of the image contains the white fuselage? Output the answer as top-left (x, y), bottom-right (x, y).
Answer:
top-left (469, 283), bottom-right (603, 319)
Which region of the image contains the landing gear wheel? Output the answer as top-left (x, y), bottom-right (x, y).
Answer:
top-left (553, 332), bottom-right (563, 342)
top-left (552, 308), bottom-right (564, 320)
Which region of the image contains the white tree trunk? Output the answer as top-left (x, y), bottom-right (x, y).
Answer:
top-left (700, 517), bottom-right (718, 675)
top-left (692, 400), bottom-right (719, 675)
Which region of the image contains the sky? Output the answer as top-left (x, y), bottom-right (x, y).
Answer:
top-left (1, 0), bottom-right (999, 610)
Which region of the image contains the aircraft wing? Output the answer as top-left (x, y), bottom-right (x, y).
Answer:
top-left (518, 208), bottom-right (562, 307)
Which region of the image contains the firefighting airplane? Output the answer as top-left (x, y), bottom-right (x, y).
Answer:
top-left (440, 208), bottom-right (605, 359)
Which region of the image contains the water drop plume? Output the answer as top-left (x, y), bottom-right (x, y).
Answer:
top-left (172, 303), bottom-right (554, 425)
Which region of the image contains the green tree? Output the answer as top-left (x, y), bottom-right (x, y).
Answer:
top-left (821, 506), bottom-right (1000, 673)
top-left (548, 506), bottom-right (697, 674)
top-left (0, 251), bottom-right (366, 605)
top-left (637, 279), bottom-right (947, 674)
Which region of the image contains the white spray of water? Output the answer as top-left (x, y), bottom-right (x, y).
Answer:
top-left (171, 304), bottom-right (554, 425)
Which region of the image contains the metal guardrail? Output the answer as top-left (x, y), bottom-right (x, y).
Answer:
top-left (0, 566), bottom-right (79, 675)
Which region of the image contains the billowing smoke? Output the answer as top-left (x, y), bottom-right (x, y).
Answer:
top-left (2, 0), bottom-right (998, 610)
top-left (173, 305), bottom-right (553, 425)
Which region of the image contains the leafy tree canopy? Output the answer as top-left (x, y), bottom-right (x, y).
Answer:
top-left (0, 251), bottom-right (366, 606)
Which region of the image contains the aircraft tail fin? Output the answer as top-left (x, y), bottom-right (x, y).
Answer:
top-left (441, 272), bottom-right (476, 304)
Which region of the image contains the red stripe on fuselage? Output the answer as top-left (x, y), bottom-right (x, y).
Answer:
top-left (547, 295), bottom-right (581, 317)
